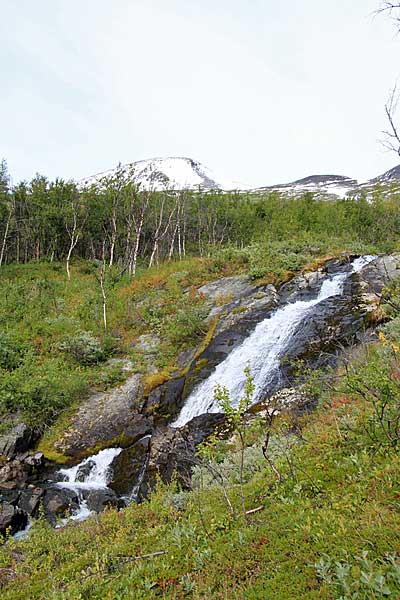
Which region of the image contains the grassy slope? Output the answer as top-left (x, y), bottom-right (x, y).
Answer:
top-left (1, 234), bottom-right (400, 598)
top-left (0, 384), bottom-right (399, 599)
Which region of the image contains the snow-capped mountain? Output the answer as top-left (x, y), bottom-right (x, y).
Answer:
top-left (81, 157), bottom-right (246, 191)
top-left (81, 156), bottom-right (400, 198)
top-left (367, 164), bottom-right (400, 185)
top-left (255, 174), bottom-right (358, 199)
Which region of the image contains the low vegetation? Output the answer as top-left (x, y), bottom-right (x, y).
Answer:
top-left (1, 158), bottom-right (400, 597)
top-left (1, 309), bottom-right (400, 598)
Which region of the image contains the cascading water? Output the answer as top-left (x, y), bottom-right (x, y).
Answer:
top-left (172, 256), bottom-right (376, 428)
top-left (56, 447), bottom-right (122, 522)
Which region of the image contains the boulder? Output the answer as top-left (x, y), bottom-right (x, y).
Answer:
top-left (109, 435), bottom-right (151, 496)
top-left (0, 502), bottom-right (27, 537)
top-left (18, 487), bottom-right (44, 516)
top-left (43, 487), bottom-right (79, 524)
top-left (84, 488), bottom-right (122, 512)
top-left (75, 460), bottom-right (96, 482)
top-left (53, 374), bottom-right (153, 458)
top-left (0, 423), bottom-right (36, 459)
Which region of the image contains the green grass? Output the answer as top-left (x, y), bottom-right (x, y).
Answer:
top-left (0, 378), bottom-right (399, 599)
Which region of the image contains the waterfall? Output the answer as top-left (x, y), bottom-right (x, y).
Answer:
top-left (56, 447), bottom-right (122, 522)
top-left (172, 256), bottom-right (376, 428)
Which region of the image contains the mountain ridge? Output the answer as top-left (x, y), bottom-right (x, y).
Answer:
top-left (81, 156), bottom-right (400, 198)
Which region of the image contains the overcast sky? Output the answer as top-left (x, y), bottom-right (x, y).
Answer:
top-left (1, 0), bottom-right (399, 187)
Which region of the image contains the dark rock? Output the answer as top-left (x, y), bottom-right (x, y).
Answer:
top-left (145, 377), bottom-right (186, 424)
top-left (0, 489), bottom-right (20, 505)
top-left (19, 487), bottom-right (44, 516)
top-left (23, 452), bottom-right (44, 469)
top-left (143, 414), bottom-right (226, 493)
top-left (0, 502), bottom-right (28, 537)
top-left (75, 460), bottom-right (96, 482)
top-left (43, 487), bottom-right (79, 524)
top-left (0, 423), bottom-right (36, 459)
top-left (83, 488), bottom-right (123, 512)
top-left (109, 435), bottom-right (151, 496)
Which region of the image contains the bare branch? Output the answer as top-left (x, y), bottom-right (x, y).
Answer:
top-left (381, 86), bottom-right (400, 156)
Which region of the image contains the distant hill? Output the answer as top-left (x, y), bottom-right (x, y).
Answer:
top-left (81, 156), bottom-right (400, 198)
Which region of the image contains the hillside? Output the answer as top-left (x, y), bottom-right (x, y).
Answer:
top-left (1, 172), bottom-right (400, 598)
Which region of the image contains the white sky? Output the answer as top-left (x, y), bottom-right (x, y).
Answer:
top-left (1, 0), bottom-right (399, 186)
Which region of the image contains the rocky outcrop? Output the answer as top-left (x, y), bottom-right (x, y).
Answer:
top-left (0, 423), bottom-right (38, 460)
top-left (0, 452), bottom-right (44, 490)
top-left (0, 502), bottom-right (27, 537)
top-left (53, 375), bottom-right (152, 459)
top-left (109, 435), bottom-right (151, 496)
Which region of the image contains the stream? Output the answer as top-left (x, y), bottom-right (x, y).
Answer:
top-left (172, 255), bottom-right (376, 427)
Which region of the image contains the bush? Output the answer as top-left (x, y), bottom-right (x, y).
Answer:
top-left (0, 333), bottom-right (28, 370)
top-left (57, 331), bottom-right (104, 365)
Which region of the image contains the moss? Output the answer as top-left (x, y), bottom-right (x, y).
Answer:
top-left (143, 371), bottom-right (171, 396)
top-left (36, 405), bottom-right (79, 464)
top-left (302, 254), bottom-right (337, 273)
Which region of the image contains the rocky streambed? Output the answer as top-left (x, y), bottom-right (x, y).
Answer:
top-left (1, 254), bottom-right (399, 536)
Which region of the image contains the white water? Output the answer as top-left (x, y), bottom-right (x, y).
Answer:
top-left (56, 447), bottom-right (122, 522)
top-left (172, 256), bottom-right (376, 428)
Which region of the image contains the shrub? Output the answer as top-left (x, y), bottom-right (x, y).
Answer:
top-left (57, 331), bottom-right (104, 365)
top-left (0, 333), bottom-right (28, 370)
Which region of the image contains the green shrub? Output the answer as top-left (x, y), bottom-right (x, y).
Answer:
top-left (57, 331), bottom-right (104, 365)
top-left (0, 333), bottom-right (28, 370)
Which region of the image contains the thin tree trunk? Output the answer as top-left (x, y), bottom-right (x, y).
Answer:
top-left (0, 209), bottom-right (11, 267)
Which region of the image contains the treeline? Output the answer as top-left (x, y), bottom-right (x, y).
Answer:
top-left (1, 158), bottom-right (400, 276)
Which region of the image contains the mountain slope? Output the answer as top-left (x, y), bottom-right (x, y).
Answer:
top-left (255, 174), bottom-right (359, 199)
top-left (81, 157), bottom-right (246, 191)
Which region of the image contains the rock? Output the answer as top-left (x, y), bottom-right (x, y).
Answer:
top-left (359, 254), bottom-right (400, 302)
top-left (0, 489), bottom-right (20, 505)
top-left (144, 377), bottom-right (186, 424)
top-left (23, 452), bottom-right (44, 469)
top-left (0, 459), bottom-right (28, 489)
top-left (83, 488), bottom-right (122, 512)
top-left (18, 487), bottom-right (44, 516)
top-left (43, 488), bottom-right (79, 524)
top-left (134, 334), bottom-right (160, 354)
top-left (109, 435), bottom-right (151, 496)
top-left (54, 374), bottom-right (153, 458)
top-left (75, 460), bottom-right (96, 482)
top-left (198, 276), bottom-right (258, 303)
top-left (0, 502), bottom-right (28, 537)
top-left (144, 414), bottom-right (226, 492)
top-left (0, 423), bottom-right (36, 459)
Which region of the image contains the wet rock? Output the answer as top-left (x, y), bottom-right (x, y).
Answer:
top-left (144, 414), bottom-right (226, 492)
top-left (18, 487), bottom-right (44, 516)
top-left (109, 435), bottom-right (151, 496)
top-left (0, 423), bottom-right (36, 459)
top-left (43, 488), bottom-right (79, 524)
top-left (145, 377), bottom-right (186, 424)
top-left (75, 460), bottom-right (96, 482)
top-left (0, 489), bottom-right (20, 505)
top-left (84, 488), bottom-right (122, 512)
top-left (0, 502), bottom-right (27, 537)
